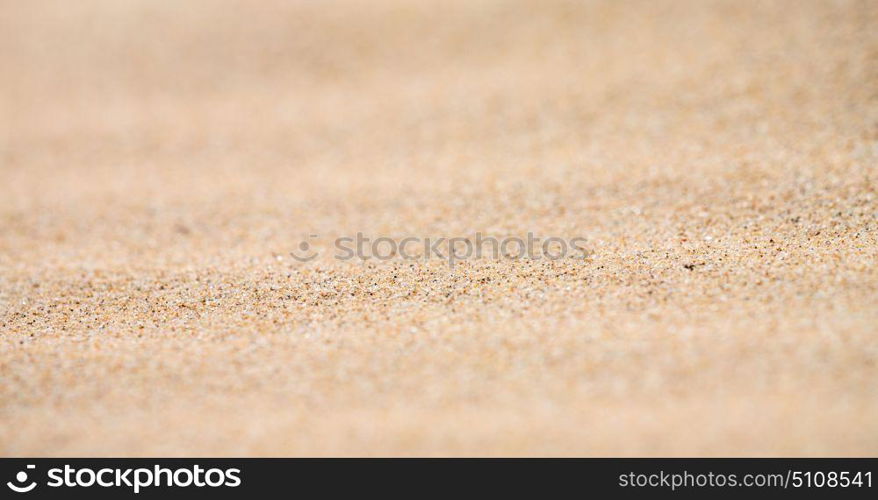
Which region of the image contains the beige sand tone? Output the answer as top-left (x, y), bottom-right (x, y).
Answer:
top-left (1, 0), bottom-right (876, 456)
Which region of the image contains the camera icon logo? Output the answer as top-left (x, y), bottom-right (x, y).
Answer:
top-left (290, 234), bottom-right (319, 262)
top-left (7, 465), bottom-right (37, 493)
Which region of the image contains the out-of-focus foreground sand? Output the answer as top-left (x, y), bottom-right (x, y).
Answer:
top-left (1, 0), bottom-right (876, 456)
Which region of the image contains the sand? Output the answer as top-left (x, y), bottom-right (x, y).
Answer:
top-left (1, 0), bottom-right (876, 456)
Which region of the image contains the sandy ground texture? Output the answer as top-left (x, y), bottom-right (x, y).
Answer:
top-left (1, 0), bottom-right (877, 456)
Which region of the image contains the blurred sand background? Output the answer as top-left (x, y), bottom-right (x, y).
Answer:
top-left (1, 0), bottom-right (876, 455)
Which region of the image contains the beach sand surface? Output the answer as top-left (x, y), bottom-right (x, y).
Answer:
top-left (1, 0), bottom-right (876, 455)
